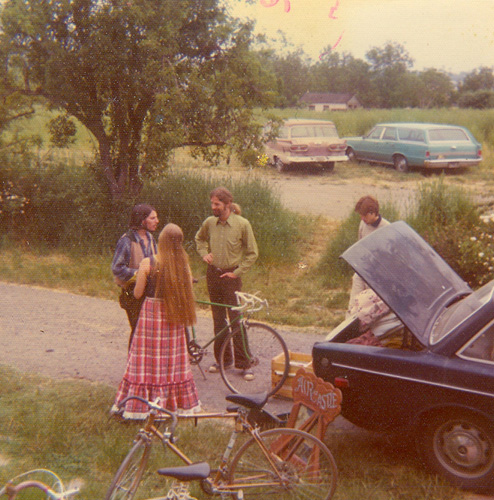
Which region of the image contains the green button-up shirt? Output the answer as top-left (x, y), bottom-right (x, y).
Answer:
top-left (195, 212), bottom-right (259, 276)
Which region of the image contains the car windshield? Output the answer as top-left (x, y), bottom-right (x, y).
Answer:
top-left (428, 128), bottom-right (469, 141)
top-left (366, 126), bottom-right (384, 139)
top-left (430, 282), bottom-right (494, 344)
top-left (290, 125), bottom-right (338, 139)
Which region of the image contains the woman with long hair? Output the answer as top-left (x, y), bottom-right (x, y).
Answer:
top-left (112, 223), bottom-right (200, 419)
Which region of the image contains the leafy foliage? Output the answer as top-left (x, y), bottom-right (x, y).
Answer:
top-left (318, 178), bottom-right (494, 291)
top-left (48, 115), bottom-right (77, 148)
top-left (0, 0), bottom-right (276, 199)
top-left (0, 159), bottom-right (299, 264)
top-left (407, 179), bottom-right (493, 288)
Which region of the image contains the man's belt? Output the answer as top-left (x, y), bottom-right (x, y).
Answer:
top-left (209, 265), bottom-right (238, 274)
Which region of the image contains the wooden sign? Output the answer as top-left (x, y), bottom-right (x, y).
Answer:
top-left (290, 368), bottom-right (342, 430)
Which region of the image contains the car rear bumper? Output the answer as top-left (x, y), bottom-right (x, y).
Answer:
top-left (286, 154), bottom-right (348, 164)
top-left (424, 158), bottom-right (482, 168)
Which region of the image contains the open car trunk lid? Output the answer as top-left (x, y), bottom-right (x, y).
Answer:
top-left (342, 221), bottom-right (472, 346)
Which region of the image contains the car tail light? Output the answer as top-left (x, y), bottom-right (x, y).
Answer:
top-left (425, 151), bottom-right (430, 158)
top-left (328, 144), bottom-right (345, 151)
top-left (290, 144), bottom-right (308, 152)
top-left (334, 377), bottom-right (349, 388)
top-left (478, 149), bottom-right (482, 158)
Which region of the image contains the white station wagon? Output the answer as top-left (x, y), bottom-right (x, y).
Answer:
top-left (263, 118), bottom-right (348, 173)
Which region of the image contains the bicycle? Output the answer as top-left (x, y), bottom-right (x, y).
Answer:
top-left (186, 291), bottom-right (290, 397)
top-left (106, 395), bottom-right (338, 500)
top-left (0, 469), bottom-right (79, 500)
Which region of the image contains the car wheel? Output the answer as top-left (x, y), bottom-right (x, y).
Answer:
top-left (275, 157), bottom-right (285, 173)
top-left (393, 155), bottom-right (409, 172)
top-left (321, 162), bottom-right (334, 173)
top-left (346, 147), bottom-right (356, 162)
top-left (419, 411), bottom-right (494, 491)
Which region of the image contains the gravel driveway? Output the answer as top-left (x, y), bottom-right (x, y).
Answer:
top-left (0, 282), bottom-right (325, 415)
top-left (266, 175), bottom-right (416, 218)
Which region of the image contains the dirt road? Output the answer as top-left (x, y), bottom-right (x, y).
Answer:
top-left (266, 174), bottom-right (416, 218)
top-left (0, 281), bottom-right (325, 415)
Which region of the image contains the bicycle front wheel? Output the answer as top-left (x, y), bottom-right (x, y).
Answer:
top-left (105, 437), bottom-right (151, 500)
top-left (228, 428), bottom-right (338, 500)
top-left (219, 321), bottom-right (289, 396)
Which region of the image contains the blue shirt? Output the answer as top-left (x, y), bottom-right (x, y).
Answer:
top-left (111, 229), bottom-right (157, 285)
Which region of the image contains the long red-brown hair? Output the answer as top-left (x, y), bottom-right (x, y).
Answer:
top-left (154, 223), bottom-right (196, 326)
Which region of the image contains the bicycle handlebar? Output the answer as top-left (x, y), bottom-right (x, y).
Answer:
top-left (232, 292), bottom-right (268, 314)
top-left (0, 480), bottom-right (78, 500)
top-left (117, 396), bottom-right (178, 431)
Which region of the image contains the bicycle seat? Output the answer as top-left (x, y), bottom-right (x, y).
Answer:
top-left (157, 462), bottom-right (210, 480)
top-left (225, 392), bottom-right (268, 410)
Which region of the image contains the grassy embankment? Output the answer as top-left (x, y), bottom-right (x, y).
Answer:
top-left (0, 366), bottom-right (464, 500)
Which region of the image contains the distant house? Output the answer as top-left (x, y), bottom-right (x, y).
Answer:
top-left (299, 92), bottom-right (363, 111)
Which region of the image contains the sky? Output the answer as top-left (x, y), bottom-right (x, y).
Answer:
top-left (226, 0), bottom-right (494, 74)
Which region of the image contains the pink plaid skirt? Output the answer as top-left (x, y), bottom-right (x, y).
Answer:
top-left (113, 298), bottom-right (200, 419)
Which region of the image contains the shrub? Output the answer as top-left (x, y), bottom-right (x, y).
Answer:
top-left (318, 178), bottom-right (494, 291)
top-left (0, 159), bottom-right (299, 265)
top-left (405, 178), bottom-right (493, 287)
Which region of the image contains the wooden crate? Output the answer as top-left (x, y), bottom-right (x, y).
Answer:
top-left (271, 351), bottom-right (313, 399)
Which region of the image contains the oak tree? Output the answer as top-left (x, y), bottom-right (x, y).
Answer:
top-left (1, 0), bottom-right (275, 199)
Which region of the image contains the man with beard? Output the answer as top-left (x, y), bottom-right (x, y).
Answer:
top-left (195, 187), bottom-right (258, 380)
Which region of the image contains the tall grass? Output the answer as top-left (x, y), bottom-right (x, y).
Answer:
top-left (318, 177), bottom-right (494, 289)
top-left (0, 164), bottom-right (300, 265)
top-left (268, 107), bottom-right (494, 148)
top-left (141, 169), bottom-right (299, 263)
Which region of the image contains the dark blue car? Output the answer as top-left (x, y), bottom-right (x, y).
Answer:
top-left (312, 221), bottom-right (494, 491)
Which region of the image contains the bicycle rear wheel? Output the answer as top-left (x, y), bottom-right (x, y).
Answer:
top-left (228, 428), bottom-right (338, 500)
top-left (219, 321), bottom-right (289, 396)
top-left (105, 437), bottom-right (151, 500)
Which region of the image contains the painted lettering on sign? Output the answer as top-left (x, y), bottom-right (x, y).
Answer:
top-left (292, 369), bottom-right (342, 424)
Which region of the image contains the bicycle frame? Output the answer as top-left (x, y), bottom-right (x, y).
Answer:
top-left (186, 299), bottom-right (251, 367)
top-left (133, 406), bottom-right (288, 495)
top-left (108, 395), bottom-right (337, 500)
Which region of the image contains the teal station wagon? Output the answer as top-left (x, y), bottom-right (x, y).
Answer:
top-left (345, 123), bottom-right (482, 172)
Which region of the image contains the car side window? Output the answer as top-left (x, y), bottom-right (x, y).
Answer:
top-left (429, 128), bottom-right (469, 141)
top-left (367, 126), bottom-right (384, 139)
top-left (458, 325), bottom-right (494, 364)
top-left (278, 127), bottom-right (289, 139)
top-left (382, 127), bottom-right (397, 140)
top-left (397, 128), bottom-right (412, 140)
top-left (412, 130), bottom-right (425, 142)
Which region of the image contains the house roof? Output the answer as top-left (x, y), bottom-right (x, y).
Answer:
top-left (300, 92), bottom-right (357, 104)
